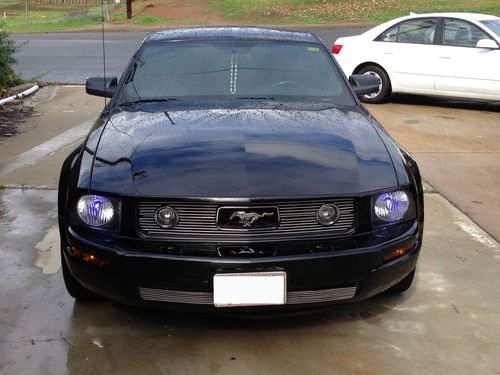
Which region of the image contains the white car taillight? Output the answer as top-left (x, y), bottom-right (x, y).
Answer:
top-left (332, 44), bottom-right (343, 54)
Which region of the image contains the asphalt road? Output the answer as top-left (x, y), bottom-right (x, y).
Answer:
top-left (11, 26), bottom-right (370, 83)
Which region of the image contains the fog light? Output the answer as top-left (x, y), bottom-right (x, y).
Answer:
top-left (70, 247), bottom-right (109, 267)
top-left (316, 204), bottom-right (339, 226)
top-left (155, 206), bottom-right (178, 228)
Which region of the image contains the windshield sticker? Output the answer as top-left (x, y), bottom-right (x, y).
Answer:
top-left (307, 47), bottom-right (320, 52)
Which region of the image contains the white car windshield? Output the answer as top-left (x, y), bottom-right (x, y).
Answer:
top-left (481, 19), bottom-right (500, 38)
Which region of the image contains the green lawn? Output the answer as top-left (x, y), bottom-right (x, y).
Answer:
top-left (111, 12), bottom-right (171, 25)
top-left (1, 2), bottom-right (107, 33)
top-left (1, 1), bottom-right (177, 32)
top-left (213, 0), bottom-right (500, 24)
top-left (2, 0), bottom-right (500, 32)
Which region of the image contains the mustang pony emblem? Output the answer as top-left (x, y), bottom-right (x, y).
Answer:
top-left (229, 211), bottom-right (275, 228)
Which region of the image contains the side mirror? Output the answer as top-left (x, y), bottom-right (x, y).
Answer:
top-left (349, 74), bottom-right (380, 97)
top-left (476, 39), bottom-right (499, 49)
top-left (86, 76), bottom-right (118, 98)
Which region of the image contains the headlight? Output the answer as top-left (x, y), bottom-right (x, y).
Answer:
top-left (77, 195), bottom-right (116, 227)
top-left (374, 191), bottom-right (410, 222)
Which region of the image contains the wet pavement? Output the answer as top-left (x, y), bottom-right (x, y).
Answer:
top-left (1, 87), bottom-right (500, 374)
top-left (0, 86), bottom-right (102, 188)
top-left (0, 190), bottom-right (499, 374)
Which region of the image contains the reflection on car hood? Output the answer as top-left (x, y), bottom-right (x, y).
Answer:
top-left (89, 107), bottom-right (398, 197)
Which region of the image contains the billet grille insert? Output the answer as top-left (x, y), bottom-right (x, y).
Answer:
top-left (138, 286), bottom-right (358, 305)
top-left (137, 198), bottom-right (355, 241)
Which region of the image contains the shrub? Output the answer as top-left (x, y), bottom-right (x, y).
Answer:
top-left (0, 22), bottom-right (23, 89)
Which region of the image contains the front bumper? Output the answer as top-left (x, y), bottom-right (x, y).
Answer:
top-left (63, 222), bottom-right (421, 312)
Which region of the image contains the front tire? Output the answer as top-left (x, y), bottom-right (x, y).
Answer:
top-left (61, 249), bottom-right (103, 302)
top-left (357, 65), bottom-right (391, 104)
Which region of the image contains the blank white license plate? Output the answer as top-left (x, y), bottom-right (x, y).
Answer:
top-left (213, 272), bottom-right (287, 308)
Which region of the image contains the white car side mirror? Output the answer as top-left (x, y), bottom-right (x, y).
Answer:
top-left (476, 39), bottom-right (499, 49)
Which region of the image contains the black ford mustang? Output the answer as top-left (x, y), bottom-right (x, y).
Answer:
top-left (58, 27), bottom-right (424, 312)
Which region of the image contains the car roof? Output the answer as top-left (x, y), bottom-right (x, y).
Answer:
top-left (414, 12), bottom-right (498, 21)
top-left (393, 12), bottom-right (498, 22)
top-left (146, 27), bottom-right (320, 44)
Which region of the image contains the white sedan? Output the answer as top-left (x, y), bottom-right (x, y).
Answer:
top-left (333, 13), bottom-right (500, 103)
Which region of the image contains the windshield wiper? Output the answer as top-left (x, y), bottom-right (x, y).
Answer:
top-left (120, 98), bottom-right (179, 107)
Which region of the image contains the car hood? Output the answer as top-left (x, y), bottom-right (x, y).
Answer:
top-left (88, 107), bottom-right (398, 198)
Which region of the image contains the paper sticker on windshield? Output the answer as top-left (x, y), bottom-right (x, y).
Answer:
top-left (307, 47), bottom-right (320, 52)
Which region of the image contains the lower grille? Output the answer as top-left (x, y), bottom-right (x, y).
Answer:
top-left (138, 286), bottom-right (357, 305)
top-left (137, 198), bottom-right (356, 242)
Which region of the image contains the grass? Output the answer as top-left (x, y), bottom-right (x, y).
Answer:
top-left (2, 0), bottom-right (175, 32)
top-left (1, 2), bottom-right (113, 33)
top-left (1, 0), bottom-right (499, 32)
top-left (213, 0), bottom-right (500, 24)
top-left (112, 12), bottom-right (171, 25)
top-left (422, 181), bottom-right (438, 194)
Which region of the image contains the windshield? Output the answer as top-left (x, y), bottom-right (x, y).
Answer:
top-left (481, 19), bottom-right (500, 38)
top-left (118, 40), bottom-right (355, 108)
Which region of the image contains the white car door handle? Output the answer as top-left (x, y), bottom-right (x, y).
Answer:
top-left (383, 52), bottom-right (394, 55)
top-left (439, 56), bottom-right (451, 59)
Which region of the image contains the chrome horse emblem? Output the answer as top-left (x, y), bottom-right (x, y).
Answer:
top-left (229, 210), bottom-right (275, 228)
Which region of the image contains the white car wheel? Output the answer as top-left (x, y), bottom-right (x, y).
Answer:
top-left (357, 65), bottom-right (391, 103)
top-left (362, 71), bottom-right (383, 99)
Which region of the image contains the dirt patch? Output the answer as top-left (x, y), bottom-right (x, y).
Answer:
top-left (133, 0), bottom-right (225, 25)
top-left (0, 104), bottom-right (33, 139)
top-left (268, 0), bottom-right (399, 22)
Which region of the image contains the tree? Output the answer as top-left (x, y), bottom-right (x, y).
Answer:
top-left (0, 22), bottom-right (22, 89)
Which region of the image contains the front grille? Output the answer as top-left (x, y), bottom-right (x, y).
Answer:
top-left (138, 285), bottom-right (358, 305)
top-left (137, 198), bottom-right (356, 242)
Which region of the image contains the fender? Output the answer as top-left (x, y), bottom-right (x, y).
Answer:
top-left (58, 146), bottom-right (83, 247)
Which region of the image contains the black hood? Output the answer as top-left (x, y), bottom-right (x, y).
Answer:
top-left (88, 107), bottom-right (398, 198)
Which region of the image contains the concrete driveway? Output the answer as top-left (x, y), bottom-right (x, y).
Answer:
top-left (0, 87), bottom-right (499, 374)
top-left (368, 97), bottom-right (500, 242)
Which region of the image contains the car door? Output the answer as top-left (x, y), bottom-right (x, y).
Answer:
top-left (374, 17), bottom-right (439, 92)
top-left (434, 18), bottom-right (500, 100)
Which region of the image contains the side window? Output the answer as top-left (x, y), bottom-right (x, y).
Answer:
top-left (379, 19), bottom-right (437, 45)
top-left (443, 19), bottom-right (490, 48)
top-left (380, 24), bottom-right (399, 42)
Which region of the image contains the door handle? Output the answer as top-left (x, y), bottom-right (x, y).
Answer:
top-left (439, 56), bottom-right (451, 59)
top-left (383, 52), bottom-right (395, 55)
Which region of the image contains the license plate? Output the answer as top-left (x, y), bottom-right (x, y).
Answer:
top-left (213, 272), bottom-right (287, 307)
